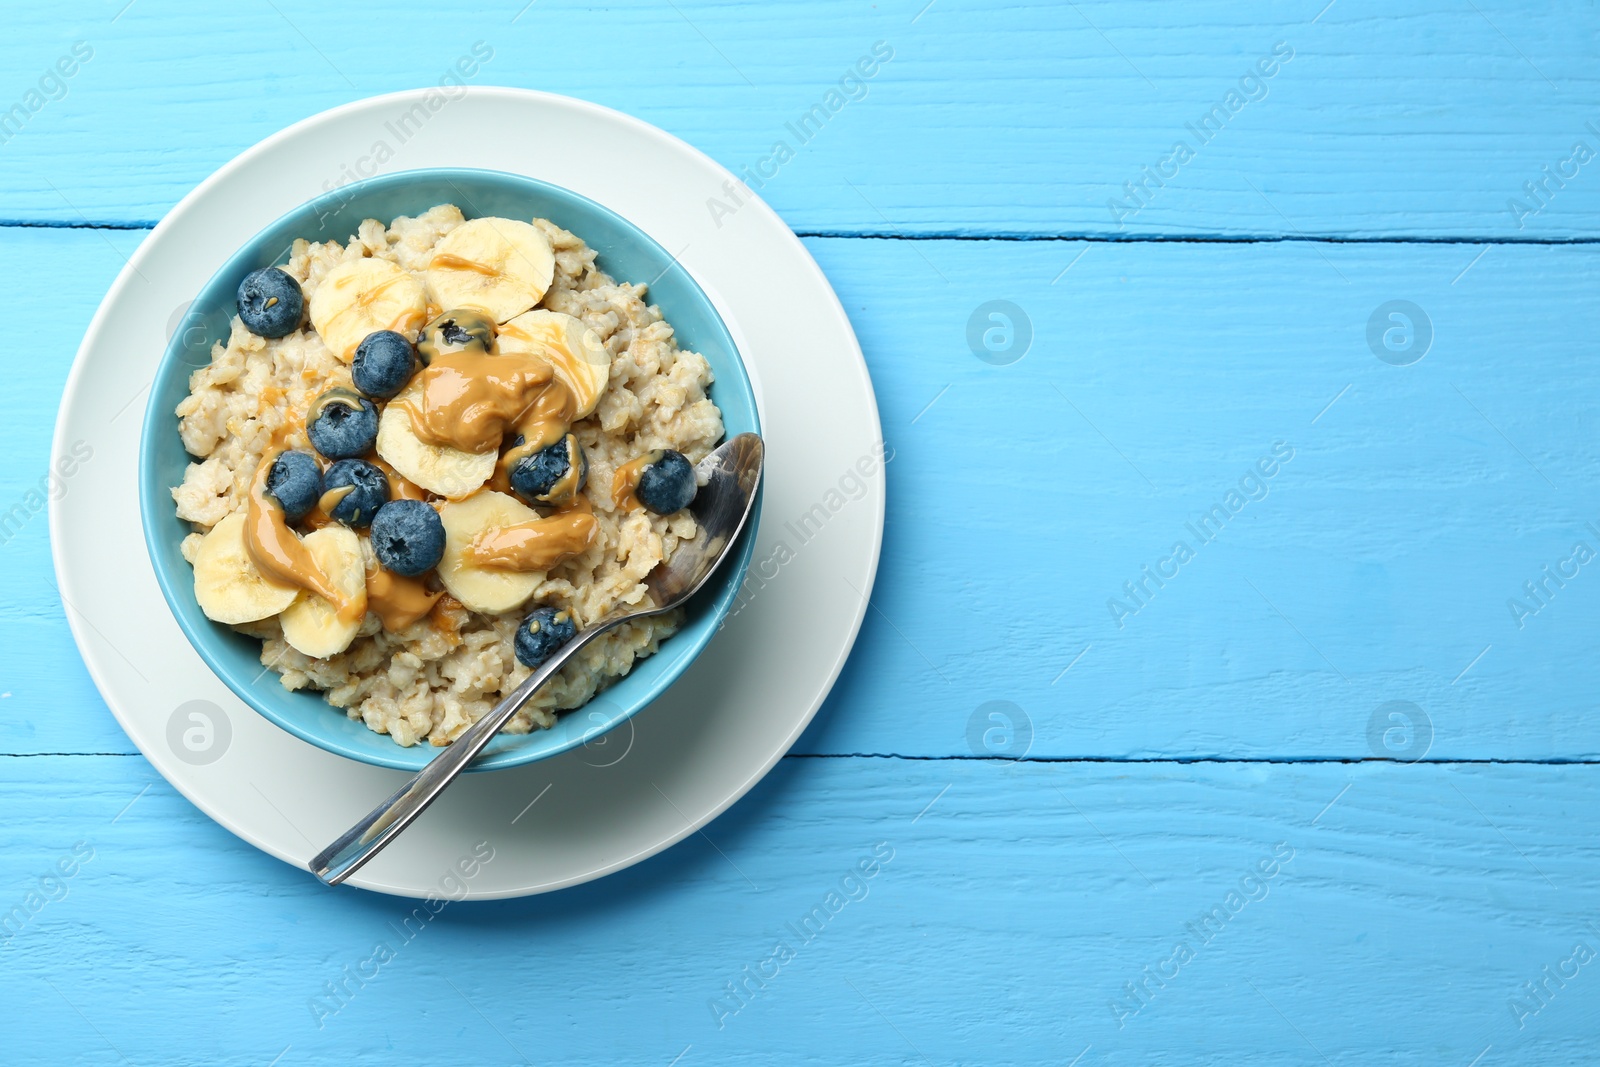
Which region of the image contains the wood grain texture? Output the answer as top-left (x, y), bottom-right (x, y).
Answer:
top-left (797, 236), bottom-right (1600, 761)
top-left (3, 1), bottom-right (1600, 236)
top-left (0, 228), bottom-right (141, 755)
top-left (9, 3), bottom-right (1600, 1061)
top-left (11, 231), bottom-right (1600, 760)
top-left (3, 754), bottom-right (1597, 1065)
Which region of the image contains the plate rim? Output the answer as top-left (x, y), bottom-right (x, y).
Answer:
top-left (50, 86), bottom-right (885, 897)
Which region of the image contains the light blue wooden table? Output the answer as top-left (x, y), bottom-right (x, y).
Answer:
top-left (6, 1), bottom-right (1600, 1062)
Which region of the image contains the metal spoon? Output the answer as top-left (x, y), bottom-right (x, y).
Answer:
top-left (310, 432), bottom-right (764, 886)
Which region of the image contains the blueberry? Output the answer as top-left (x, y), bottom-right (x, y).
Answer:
top-left (514, 605), bottom-right (579, 668)
top-left (306, 388), bottom-right (379, 460)
top-left (236, 267), bottom-right (304, 338)
top-left (634, 449), bottom-right (697, 514)
top-left (320, 459), bottom-right (389, 528)
top-left (417, 308), bottom-right (495, 365)
top-left (263, 450), bottom-right (322, 523)
top-left (509, 434), bottom-right (587, 506)
top-left (352, 331), bottom-right (417, 399)
top-left (369, 500), bottom-right (445, 577)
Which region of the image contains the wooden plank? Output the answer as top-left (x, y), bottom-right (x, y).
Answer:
top-left (0, 228), bottom-right (142, 755)
top-left (2, 753), bottom-right (1597, 1064)
top-left (808, 235), bottom-right (1600, 761)
top-left (12, 230), bottom-right (1600, 759)
top-left (802, 234), bottom-right (1600, 761)
top-left (3, 1), bottom-right (1600, 236)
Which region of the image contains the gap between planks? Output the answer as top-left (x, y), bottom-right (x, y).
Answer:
top-left (5, 751), bottom-right (1600, 766)
top-left (9, 218), bottom-right (1600, 247)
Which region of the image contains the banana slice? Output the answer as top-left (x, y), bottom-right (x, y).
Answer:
top-left (193, 512), bottom-right (300, 625)
top-left (375, 383), bottom-right (497, 498)
top-left (437, 491), bottom-right (543, 614)
top-left (309, 258), bottom-right (428, 363)
top-left (280, 526), bottom-right (367, 658)
top-left (425, 218), bottom-right (554, 324)
top-left (498, 309), bottom-right (611, 419)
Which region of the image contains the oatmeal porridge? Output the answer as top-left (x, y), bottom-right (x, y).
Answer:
top-left (170, 204), bottom-right (724, 747)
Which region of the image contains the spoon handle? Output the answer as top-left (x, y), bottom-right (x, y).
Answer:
top-left (309, 622), bottom-right (613, 886)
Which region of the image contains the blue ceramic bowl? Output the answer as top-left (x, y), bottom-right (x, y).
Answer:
top-left (140, 168), bottom-right (760, 772)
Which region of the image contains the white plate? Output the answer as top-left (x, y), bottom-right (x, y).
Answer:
top-left (50, 89), bottom-right (884, 898)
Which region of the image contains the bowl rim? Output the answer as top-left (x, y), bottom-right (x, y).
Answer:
top-left (137, 165), bottom-right (761, 772)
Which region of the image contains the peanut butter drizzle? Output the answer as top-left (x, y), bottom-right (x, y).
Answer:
top-left (244, 455), bottom-right (361, 620)
top-left (418, 309), bottom-right (495, 365)
top-left (402, 348), bottom-right (556, 454)
top-left (429, 252), bottom-right (501, 277)
top-left (610, 451), bottom-right (662, 511)
top-left (266, 403), bottom-right (306, 453)
top-left (300, 484), bottom-right (354, 531)
top-left (327, 273), bottom-right (425, 359)
top-left (430, 594), bottom-right (467, 645)
top-left (305, 387), bottom-right (365, 427)
top-left (492, 386), bottom-right (578, 491)
top-left (540, 436), bottom-right (585, 504)
top-left (369, 456), bottom-right (428, 502)
top-left (516, 380), bottom-right (577, 452)
top-left (364, 564), bottom-right (442, 632)
top-left (498, 320), bottom-right (603, 410)
top-left (466, 501), bottom-right (597, 572)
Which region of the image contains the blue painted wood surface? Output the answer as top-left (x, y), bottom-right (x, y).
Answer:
top-left (6, 1), bottom-right (1600, 1063)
